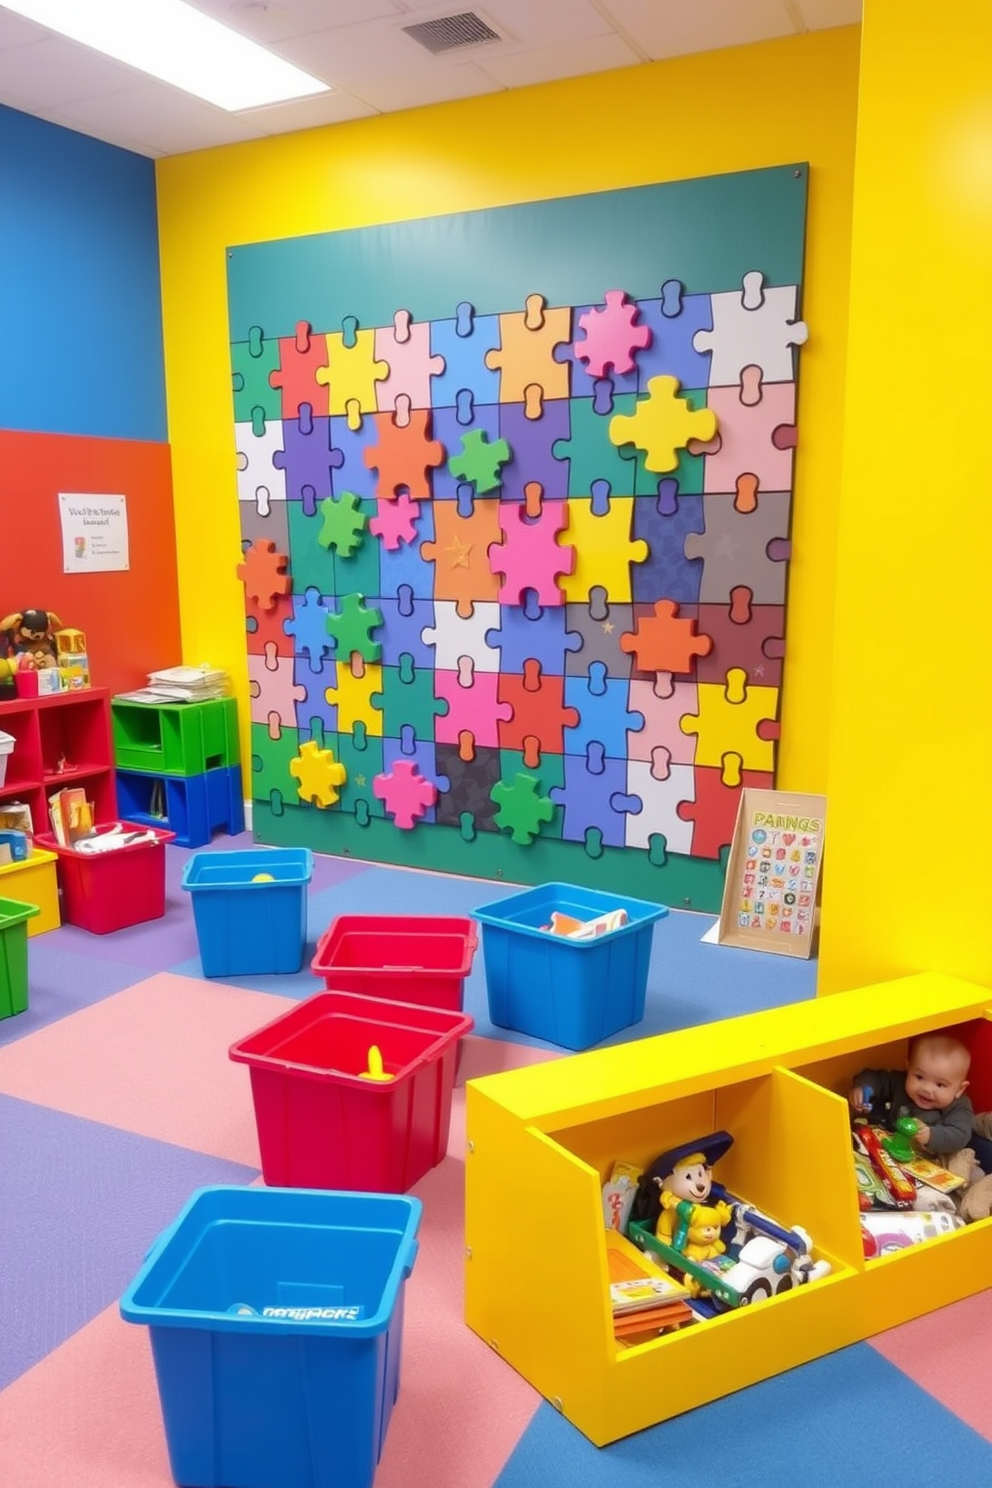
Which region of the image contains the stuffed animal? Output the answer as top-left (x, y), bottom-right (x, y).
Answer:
top-left (1, 610), bottom-right (62, 666)
top-left (954, 1112), bottom-right (992, 1223)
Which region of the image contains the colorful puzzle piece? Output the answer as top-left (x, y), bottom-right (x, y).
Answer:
top-left (325, 593), bottom-right (383, 663)
top-left (609, 375), bottom-right (718, 475)
top-left (237, 540), bottom-right (291, 612)
top-left (369, 494), bottom-right (420, 551)
top-left (317, 491), bottom-right (367, 556)
top-left (559, 497), bottom-right (648, 606)
top-left (374, 314), bottom-right (446, 411)
top-left (488, 500), bottom-right (574, 607)
top-left (679, 667), bottom-right (779, 780)
top-left (484, 294), bottom-right (571, 411)
top-left (573, 290), bottom-right (651, 379)
top-left (269, 321), bottom-right (329, 419)
top-left (620, 599), bottom-right (713, 675)
top-left (692, 272), bottom-right (808, 387)
top-left (373, 759), bottom-right (437, 829)
top-left (324, 659), bottom-right (384, 736)
top-left (448, 429), bottom-right (511, 493)
top-left (363, 409), bottom-right (445, 501)
top-left (283, 586), bottom-right (332, 673)
top-left (683, 491), bottom-right (791, 606)
top-left (421, 500), bottom-right (502, 619)
top-left (491, 771), bottom-right (555, 845)
top-left (289, 739), bottom-right (347, 808)
top-left (316, 327), bottom-right (388, 417)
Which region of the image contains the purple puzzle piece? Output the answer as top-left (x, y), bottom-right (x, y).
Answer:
top-left (484, 603), bottom-right (583, 674)
top-left (272, 412), bottom-right (343, 515)
top-left (293, 655), bottom-right (338, 738)
top-left (634, 292), bottom-right (714, 392)
top-left (550, 754), bottom-right (628, 847)
top-left (329, 411), bottom-right (378, 502)
top-left (378, 596), bottom-right (436, 669)
top-left (632, 492), bottom-right (705, 605)
top-left (498, 398), bottom-right (571, 502)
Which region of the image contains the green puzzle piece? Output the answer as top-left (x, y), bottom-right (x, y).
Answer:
top-left (287, 503), bottom-right (334, 598)
top-left (318, 491), bottom-right (367, 557)
top-left (232, 326), bottom-right (281, 426)
top-left (499, 748), bottom-right (564, 839)
top-left (334, 728), bottom-right (385, 820)
top-left (371, 655), bottom-right (448, 741)
top-left (333, 500), bottom-right (381, 597)
top-left (326, 593), bottom-right (383, 663)
top-left (448, 430), bottom-right (511, 493)
top-left (551, 394), bottom-right (638, 497)
top-left (251, 720), bottom-right (300, 813)
top-left (491, 771), bottom-right (555, 845)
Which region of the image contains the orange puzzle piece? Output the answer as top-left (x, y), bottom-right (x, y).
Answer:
top-left (620, 600), bottom-right (713, 675)
top-left (363, 409), bottom-right (445, 501)
top-left (237, 540), bottom-right (291, 612)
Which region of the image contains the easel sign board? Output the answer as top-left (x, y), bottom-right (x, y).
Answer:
top-left (718, 790), bottom-right (827, 959)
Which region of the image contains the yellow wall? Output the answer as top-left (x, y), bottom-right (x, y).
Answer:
top-left (819, 0), bottom-right (992, 991)
top-left (156, 27), bottom-right (860, 794)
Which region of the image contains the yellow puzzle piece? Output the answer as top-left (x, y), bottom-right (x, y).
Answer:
top-left (289, 739), bottom-right (348, 808)
top-left (325, 661), bottom-right (383, 736)
top-left (680, 667), bottom-right (778, 779)
top-left (316, 328), bottom-right (388, 418)
top-left (608, 374), bottom-right (718, 474)
top-left (560, 497), bottom-right (648, 604)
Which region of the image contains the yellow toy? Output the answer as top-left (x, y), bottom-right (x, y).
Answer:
top-left (358, 1045), bottom-right (393, 1083)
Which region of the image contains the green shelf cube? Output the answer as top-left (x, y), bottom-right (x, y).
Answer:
top-left (112, 697), bottom-right (240, 777)
top-left (0, 896), bottom-right (40, 1019)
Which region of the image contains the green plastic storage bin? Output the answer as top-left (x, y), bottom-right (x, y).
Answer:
top-left (0, 896), bottom-right (40, 1019)
top-left (111, 696), bottom-right (240, 776)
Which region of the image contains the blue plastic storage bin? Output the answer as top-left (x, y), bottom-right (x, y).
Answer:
top-left (120, 1185), bottom-right (421, 1488)
top-left (181, 848), bottom-right (313, 977)
top-left (472, 882), bottom-right (668, 1050)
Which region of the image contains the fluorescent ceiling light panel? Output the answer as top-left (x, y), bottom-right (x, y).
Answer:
top-left (2, 0), bottom-right (331, 110)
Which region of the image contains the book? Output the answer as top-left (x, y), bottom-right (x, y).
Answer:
top-left (610, 1274), bottom-right (691, 1314)
top-left (899, 1157), bottom-right (965, 1194)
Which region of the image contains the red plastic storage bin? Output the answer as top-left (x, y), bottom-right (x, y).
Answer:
top-left (311, 914), bottom-right (479, 1011)
top-left (229, 991), bottom-right (474, 1193)
top-left (35, 823), bottom-right (175, 934)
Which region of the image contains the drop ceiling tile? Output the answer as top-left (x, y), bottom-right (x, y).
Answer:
top-left (599, 0), bottom-right (795, 59)
top-left (238, 87), bottom-right (379, 135)
top-left (792, 0), bottom-right (862, 26)
top-left (0, 36), bottom-right (144, 108)
top-left (480, 32), bottom-right (642, 89)
top-left (0, 11), bottom-right (49, 49)
top-left (343, 60), bottom-right (503, 113)
top-left (192, 0), bottom-right (405, 44)
top-left (34, 106), bottom-right (163, 158)
top-left (474, 0), bottom-right (618, 47)
top-left (54, 82), bottom-right (271, 156)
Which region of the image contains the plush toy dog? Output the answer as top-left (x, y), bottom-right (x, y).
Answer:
top-left (0, 610), bottom-right (62, 666)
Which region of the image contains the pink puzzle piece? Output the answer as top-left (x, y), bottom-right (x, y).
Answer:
top-left (373, 759), bottom-right (437, 829)
top-left (703, 381), bottom-right (797, 495)
top-left (247, 648), bottom-right (306, 729)
top-left (375, 313), bottom-right (446, 412)
top-left (434, 668), bottom-right (512, 749)
top-left (573, 290), bottom-right (651, 379)
top-left (628, 677), bottom-right (699, 767)
top-left (487, 501), bottom-right (574, 607)
top-left (369, 493), bottom-right (421, 550)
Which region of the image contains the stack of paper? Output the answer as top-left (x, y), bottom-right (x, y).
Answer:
top-left (116, 665), bottom-right (230, 705)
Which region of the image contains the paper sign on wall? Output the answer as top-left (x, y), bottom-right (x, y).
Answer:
top-left (59, 493), bottom-right (129, 573)
top-left (718, 789), bottom-right (827, 959)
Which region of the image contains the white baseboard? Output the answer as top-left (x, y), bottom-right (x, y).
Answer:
top-left (243, 799), bottom-right (253, 832)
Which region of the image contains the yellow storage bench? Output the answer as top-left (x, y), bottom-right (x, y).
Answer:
top-left (0, 847), bottom-right (60, 935)
top-left (464, 972), bottom-right (992, 1446)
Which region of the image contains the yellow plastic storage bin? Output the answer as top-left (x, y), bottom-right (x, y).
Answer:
top-left (0, 847), bottom-right (61, 935)
top-left (465, 972), bottom-right (992, 1446)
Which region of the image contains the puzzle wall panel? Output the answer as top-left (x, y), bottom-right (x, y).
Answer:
top-left (229, 166), bottom-right (808, 910)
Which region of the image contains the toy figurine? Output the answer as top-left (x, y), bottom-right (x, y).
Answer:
top-left (680, 1201), bottom-right (734, 1263)
top-left (1, 610), bottom-right (63, 667)
top-left (629, 1130), bottom-right (735, 1236)
top-left (883, 1113), bottom-right (922, 1164)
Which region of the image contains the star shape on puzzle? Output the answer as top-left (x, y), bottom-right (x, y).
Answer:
top-left (445, 536), bottom-right (473, 569)
top-left (602, 621), bottom-right (614, 634)
top-left (355, 773), bottom-right (366, 786)
top-left (716, 535), bottom-right (740, 560)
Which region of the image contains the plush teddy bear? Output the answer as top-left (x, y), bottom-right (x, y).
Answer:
top-left (953, 1112), bottom-right (992, 1223)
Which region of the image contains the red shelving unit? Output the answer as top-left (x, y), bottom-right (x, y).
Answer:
top-left (0, 688), bottom-right (117, 834)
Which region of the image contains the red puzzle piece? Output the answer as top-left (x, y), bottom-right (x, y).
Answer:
top-left (363, 409), bottom-right (445, 501)
top-left (268, 321), bottom-right (329, 419)
top-left (676, 763), bottom-right (774, 859)
top-left (696, 596), bottom-right (786, 688)
top-left (497, 658), bottom-right (579, 754)
top-left (246, 591), bottom-right (293, 657)
top-left (619, 599), bottom-right (713, 675)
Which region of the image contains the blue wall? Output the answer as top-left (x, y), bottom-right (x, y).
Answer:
top-left (0, 105), bottom-right (166, 441)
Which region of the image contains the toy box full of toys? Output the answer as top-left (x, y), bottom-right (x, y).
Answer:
top-left (0, 611), bottom-right (90, 697)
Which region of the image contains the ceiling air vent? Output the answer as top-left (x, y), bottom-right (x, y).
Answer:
top-left (401, 12), bottom-right (502, 55)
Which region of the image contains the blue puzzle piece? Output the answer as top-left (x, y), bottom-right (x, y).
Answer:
top-left (283, 586), bottom-right (332, 673)
top-left (329, 411), bottom-right (379, 502)
top-left (293, 656), bottom-right (338, 737)
top-left (485, 604), bottom-right (583, 674)
top-left (635, 291), bottom-right (713, 391)
top-left (632, 492), bottom-right (705, 605)
top-left (429, 311), bottom-right (501, 409)
top-left (433, 404), bottom-right (501, 500)
top-left (563, 674), bottom-right (644, 758)
top-left (272, 413), bottom-right (343, 515)
top-left (379, 502), bottom-right (436, 599)
top-left (550, 754), bottom-right (628, 847)
top-left (378, 596), bottom-right (436, 669)
top-left (499, 397), bottom-right (571, 502)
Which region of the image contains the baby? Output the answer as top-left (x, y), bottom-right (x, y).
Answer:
top-left (848, 1033), bottom-right (980, 1159)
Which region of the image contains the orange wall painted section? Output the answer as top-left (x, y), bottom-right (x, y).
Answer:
top-left (0, 431), bottom-right (181, 698)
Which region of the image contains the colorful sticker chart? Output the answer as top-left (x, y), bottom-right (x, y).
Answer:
top-left (229, 167), bottom-right (809, 911)
top-left (718, 789), bottom-right (826, 958)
